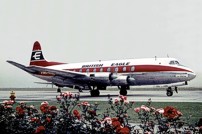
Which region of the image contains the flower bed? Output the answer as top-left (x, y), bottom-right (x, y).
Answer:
top-left (0, 92), bottom-right (201, 134)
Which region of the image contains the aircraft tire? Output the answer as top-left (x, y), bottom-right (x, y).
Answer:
top-left (166, 90), bottom-right (173, 96)
top-left (57, 88), bottom-right (61, 93)
top-left (120, 89), bottom-right (127, 96)
top-left (90, 90), bottom-right (100, 97)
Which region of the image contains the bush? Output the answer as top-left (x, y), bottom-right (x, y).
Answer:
top-left (0, 92), bottom-right (201, 134)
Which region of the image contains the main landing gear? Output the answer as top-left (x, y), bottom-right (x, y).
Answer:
top-left (166, 87), bottom-right (178, 96)
top-left (118, 85), bottom-right (129, 96)
top-left (90, 86), bottom-right (100, 97)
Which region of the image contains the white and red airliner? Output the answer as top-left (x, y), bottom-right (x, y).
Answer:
top-left (7, 41), bottom-right (196, 97)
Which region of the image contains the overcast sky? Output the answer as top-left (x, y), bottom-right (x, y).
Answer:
top-left (0, 0), bottom-right (202, 88)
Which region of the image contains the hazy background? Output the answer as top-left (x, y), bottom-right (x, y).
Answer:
top-left (0, 0), bottom-right (202, 88)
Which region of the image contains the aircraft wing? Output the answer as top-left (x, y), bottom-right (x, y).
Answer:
top-left (7, 60), bottom-right (88, 79)
top-left (27, 66), bottom-right (87, 79)
top-left (7, 60), bottom-right (37, 73)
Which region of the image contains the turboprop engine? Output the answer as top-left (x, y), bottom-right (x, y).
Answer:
top-left (89, 73), bottom-right (117, 84)
top-left (88, 73), bottom-right (136, 86)
top-left (110, 76), bottom-right (136, 85)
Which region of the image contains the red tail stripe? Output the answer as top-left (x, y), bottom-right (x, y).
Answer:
top-left (30, 61), bottom-right (65, 67)
top-left (33, 41), bottom-right (42, 51)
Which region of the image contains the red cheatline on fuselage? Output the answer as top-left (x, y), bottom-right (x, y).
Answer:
top-left (63, 65), bottom-right (192, 73)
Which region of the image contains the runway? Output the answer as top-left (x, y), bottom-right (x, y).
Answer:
top-left (0, 88), bottom-right (201, 102)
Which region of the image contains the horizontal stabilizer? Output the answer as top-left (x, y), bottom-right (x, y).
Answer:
top-left (7, 60), bottom-right (36, 73)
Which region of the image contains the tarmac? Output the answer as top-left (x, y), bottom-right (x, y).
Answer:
top-left (0, 88), bottom-right (201, 102)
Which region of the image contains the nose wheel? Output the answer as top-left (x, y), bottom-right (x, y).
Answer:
top-left (57, 87), bottom-right (61, 93)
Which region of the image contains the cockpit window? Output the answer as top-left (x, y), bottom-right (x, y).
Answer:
top-left (169, 60), bottom-right (180, 65)
top-left (169, 61), bottom-right (175, 65)
top-left (175, 61), bottom-right (179, 64)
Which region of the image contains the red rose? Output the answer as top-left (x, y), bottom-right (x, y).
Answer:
top-left (40, 104), bottom-right (49, 113)
top-left (163, 106), bottom-right (182, 119)
top-left (112, 120), bottom-right (121, 128)
top-left (35, 125), bottom-right (45, 134)
top-left (88, 110), bottom-right (96, 116)
top-left (49, 105), bottom-right (57, 111)
top-left (119, 127), bottom-right (130, 134)
top-left (46, 117), bottom-right (51, 123)
top-left (73, 109), bottom-right (80, 120)
top-left (16, 106), bottom-right (25, 116)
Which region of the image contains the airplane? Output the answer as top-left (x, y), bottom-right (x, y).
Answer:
top-left (7, 41), bottom-right (196, 97)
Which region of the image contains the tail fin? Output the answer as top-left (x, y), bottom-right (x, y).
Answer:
top-left (30, 41), bottom-right (65, 67)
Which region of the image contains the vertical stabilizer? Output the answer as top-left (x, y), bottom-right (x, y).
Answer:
top-left (29, 41), bottom-right (65, 67)
top-left (30, 41), bottom-right (45, 62)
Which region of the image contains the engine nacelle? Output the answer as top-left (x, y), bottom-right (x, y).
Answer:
top-left (89, 73), bottom-right (111, 84)
top-left (127, 76), bottom-right (136, 84)
top-left (110, 76), bottom-right (136, 85)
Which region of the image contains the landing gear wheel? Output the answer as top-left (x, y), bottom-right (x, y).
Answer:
top-left (57, 88), bottom-right (61, 93)
top-left (166, 88), bottom-right (173, 96)
top-left (90, 90), bottom-right (100, 97)
top-left (120, 89), bottom-right (127, 96)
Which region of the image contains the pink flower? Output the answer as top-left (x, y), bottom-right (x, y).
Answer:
top-left (60, 92), bottom-right (65, 96)
top-left (119, 95), bottom-right (127, 101)
top-left (20, 101), bottom-right (25, 105)
top-left (134, 107), bottom-right (141, 113)
top-left (63, 91), bottom-right (73, 98)
top-left (140, 105), bottom-right (150, 112)
top-left (81, 101), bottom-right (90, 106)
top-left (124, 100), bottom-right (129, 105)
top-left (41, 101), bottom-right (49, 106)
top-left (114, 98), bottom-right (119, 104)
top-left (150, 107), bottom-right (156, 111)
top-left (56, 95), bottom-right (62, 101)
top-left (7, 100), bottom-right (14, 105)
top-left (4, 105), bottom-right (12, 109)
top-left (3, 100), bottom-right (8, 104)
top-left (30, 105), bottom-right (35, 109)
top-left (177, 110), bottom-right (183, 117)
top-left (156, 108), bottom-right (164, 114)
top-left (103, 117), bottom-right (112, 124)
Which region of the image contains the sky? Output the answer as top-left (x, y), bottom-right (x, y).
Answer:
top-left (0, 0), bottom-right (202, 88)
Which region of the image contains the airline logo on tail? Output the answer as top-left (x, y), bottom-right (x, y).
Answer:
top-left (31, 51), bottom-right (44, 61)
top-left (30, 41), bottom-right (45, 61)
top-left (29, 41), bottom-right (64, 66)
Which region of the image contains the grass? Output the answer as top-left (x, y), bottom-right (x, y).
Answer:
top-left (13, 101), bottom-right (202, 124)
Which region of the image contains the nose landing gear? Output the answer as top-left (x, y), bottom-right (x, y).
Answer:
top-left (57, 87), bottom-right (61, 92)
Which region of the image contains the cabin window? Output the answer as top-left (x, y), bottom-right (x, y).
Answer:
top-left (175, 61), bottom-right (179, 65)
top-left (93, 68), bottom-right (96, 72)
top-left (100, 68), bottom-right (103, 72)
top-left (131, 66), bottom-right (135, 72)
top-left (169, 61), bottom-right (175, 65)
top-left (169, 60), bottom-right (180, 65)
top-left (123, 67), bottom-right (126, 72)
top-left (107, 67), bottom-right (111, 72)
top-left (115, 67), bottom-right (118, 72)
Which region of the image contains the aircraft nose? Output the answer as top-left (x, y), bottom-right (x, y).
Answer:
top-left (188, 71), bottom-right (196, 80)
